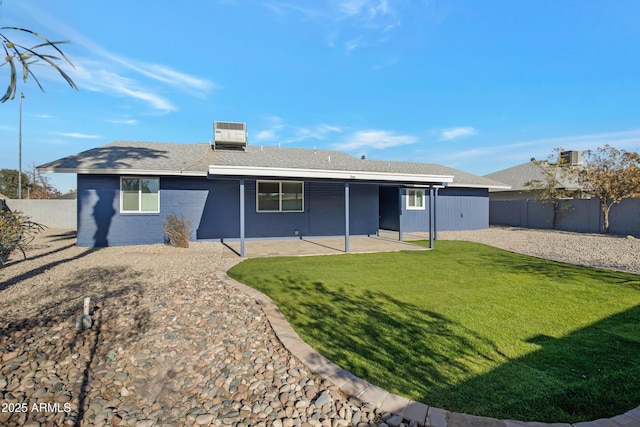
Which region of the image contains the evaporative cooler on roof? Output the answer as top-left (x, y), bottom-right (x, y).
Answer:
top-left (213, 121), bottom-right (247, 150)
top-left (560, 150), bottom-right (584, 166)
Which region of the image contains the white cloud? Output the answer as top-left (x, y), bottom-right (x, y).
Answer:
top-left (265, 0), bottom-right (405, 51)
top-left (17, 4), bottom-right (216, 113)
top-left (335, 130), bottom-right (418, 150)
top-left (254, 118), bottom-right (342, 143)
top-left (440, 126), bottom-right (477, 141)
top-left (68, 62), bottom-right (177, 113)
top-left (497, 129), bottom-right (640, 161)
top-left (292, 124), bottom-right (343, 142)
top-left (106, 119), bottom-right (138, 125)
top-left (118, 62), bottom-right (217, 98)
top-left (335, 0), bottom-right (394, 24)
top-left (255, 130), bottom-right (277, 141)
top-left (438, 129), bottom-right (640, 174)
top-left (345, 37), bottom-right (367, 51)
top-left (56, 132), bottom-right (101, 139)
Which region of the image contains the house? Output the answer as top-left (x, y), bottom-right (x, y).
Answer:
top-left (484, 153), bottom-right (583, 200)
top-left (38, 130), bottom-right (508, 253)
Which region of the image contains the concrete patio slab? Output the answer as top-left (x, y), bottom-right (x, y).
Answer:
top-left (221, 234), bottom-right (428, 258)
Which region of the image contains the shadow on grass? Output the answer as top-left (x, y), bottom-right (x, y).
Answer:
top-left (249, 275), bottom-right (507, 408)
top-left (229, 243), bottom-right (640, 423)
top-left (446, 304), bottom-right (640, 422)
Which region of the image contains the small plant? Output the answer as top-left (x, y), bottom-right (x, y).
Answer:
top-left (0, 210), bottom-right (45, 265)
top-left (162, 214), bottom-right (191, 248)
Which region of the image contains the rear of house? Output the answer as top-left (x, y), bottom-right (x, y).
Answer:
top-left (38, 128), bottom-right (508, 249)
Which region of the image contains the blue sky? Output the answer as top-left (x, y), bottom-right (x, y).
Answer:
top-left (1, 0), bottom-right (639, 193)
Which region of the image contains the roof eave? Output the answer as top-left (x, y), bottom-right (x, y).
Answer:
top-left (449, 183), bottom-right (512, 190)
top-left (208, 165), bottom-right (454, 184)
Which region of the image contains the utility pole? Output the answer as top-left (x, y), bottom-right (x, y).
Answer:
top-left (18, 92), bottom-right (24, 199)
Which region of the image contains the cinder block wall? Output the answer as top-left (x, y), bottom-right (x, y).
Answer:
top-left (5, 199), bottom-right (77, 229)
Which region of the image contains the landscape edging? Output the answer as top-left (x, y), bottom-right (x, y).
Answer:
top-left (218, 259), bottom-right (640, 427)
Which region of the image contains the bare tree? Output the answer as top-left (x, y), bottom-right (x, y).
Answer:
top-left (524, 148), bottom-right (580, 229)
top-left (26, 164), bottom-right (62, 199)
top-left (579, 145), bottom-right (640, 233)
top-left (1, 26), bottom-right (78, 102)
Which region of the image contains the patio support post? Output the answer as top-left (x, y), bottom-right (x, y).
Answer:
top-left (429, 186), bottom-right (435, 249)
top-left (344, 182), bottom-right (350, 253)
top-left (240, 179), bottom-right (245, 257)
top-left (434, 186), bottom-right (439, 241)
top-left (398, 187), bottom-right (403, 241)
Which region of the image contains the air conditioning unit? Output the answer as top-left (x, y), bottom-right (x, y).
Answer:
top-left (213, 121), bottom-right (247, 150)
top-left (560, 150), bottom-right (584, 166)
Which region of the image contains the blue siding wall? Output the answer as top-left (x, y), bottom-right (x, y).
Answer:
top-left (437, 187), bottom-right (489, 231)
top-left (399, 188), bottom-right (430, 233)
top-left (398, 187), bottom-right (489, 233)
top-left (77, 175), bottom-right (213, 247)
top-left (242, 181), bottom-right (378, 238)
top-left (77, 175), bottom-right (379, 246)
top-left (196, 179), bottom-right (239, 239)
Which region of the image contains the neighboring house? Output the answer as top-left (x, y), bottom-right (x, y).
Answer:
top-left (38, 136), bottom-right (508, 252)
top-left (484, 155), bottom-right (583, 200)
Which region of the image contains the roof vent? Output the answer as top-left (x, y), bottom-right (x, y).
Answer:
top-left (213, 121), bottom-right (247, 150)
top-left (560, 150), bottom-right (584, 166)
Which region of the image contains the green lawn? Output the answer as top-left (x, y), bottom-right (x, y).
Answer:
top-left (227, 241), bottom-right (640, 423)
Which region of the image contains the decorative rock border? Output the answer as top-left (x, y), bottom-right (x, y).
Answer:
top-left (218, 260), bottom-right (640, 427)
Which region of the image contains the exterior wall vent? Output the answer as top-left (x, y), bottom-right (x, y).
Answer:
top-left (213, 121), bottom-right (247, 150)
top-left (560, 150), bottom-right (584, 166)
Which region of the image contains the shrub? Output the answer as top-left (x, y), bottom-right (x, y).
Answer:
top-left (162, 214), bottom-right (191, 248)
top-left (0, 210), bottom-right (45, 265)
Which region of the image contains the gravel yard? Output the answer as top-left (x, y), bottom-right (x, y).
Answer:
top-left (0, 226), bottom-right (638, 426)
top-left (438, 226), bottom-right (640, 274)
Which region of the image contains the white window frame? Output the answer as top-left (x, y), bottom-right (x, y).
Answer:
top-left (120, 177), bottom-right (160, 213)
top-left (406, 189), bottom-right (425, 210)
top-left (256, 180), bottom-right (304, 212)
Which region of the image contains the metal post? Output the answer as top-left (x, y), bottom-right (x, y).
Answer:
top-left (345, 182), bottom-right (350, 253)
top-left (239, 179), bottom-right (245, 257)
top-left (18, 92), bottom-right (24, 199)
top-left (429, 186), bottom-right (434, 249)
top-left (434, 186), bottom-right (439, 241)
top-left (398, 187), bottom-right (403, 241)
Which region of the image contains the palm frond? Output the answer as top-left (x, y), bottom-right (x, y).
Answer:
top-left (1, 56), bottom-right (16, 102)
top-left (0, 26), bottom-right (79, 101)
top-left (1, 27), bottom-right (75, 68)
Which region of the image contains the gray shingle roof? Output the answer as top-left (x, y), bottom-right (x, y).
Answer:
top-left (38, 141), bottom-right (509, 189)
top-left (38, 141), bottom-right (211, 175)
top-left (484, 160), bottom-right (582, 192)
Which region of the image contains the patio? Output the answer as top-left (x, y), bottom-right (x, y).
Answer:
top-left (221, 233), bottom-right (428, 258)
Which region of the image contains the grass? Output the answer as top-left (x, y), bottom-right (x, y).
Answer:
top-left (227, 240), bottom-right (640, 423)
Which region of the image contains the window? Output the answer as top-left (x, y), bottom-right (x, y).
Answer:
top-left (121, 177), bottom-right (159, 213)
top-left (406, 189), bottom-right (425, 210)
top-left (257, 181), bottom-right (303, 212)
